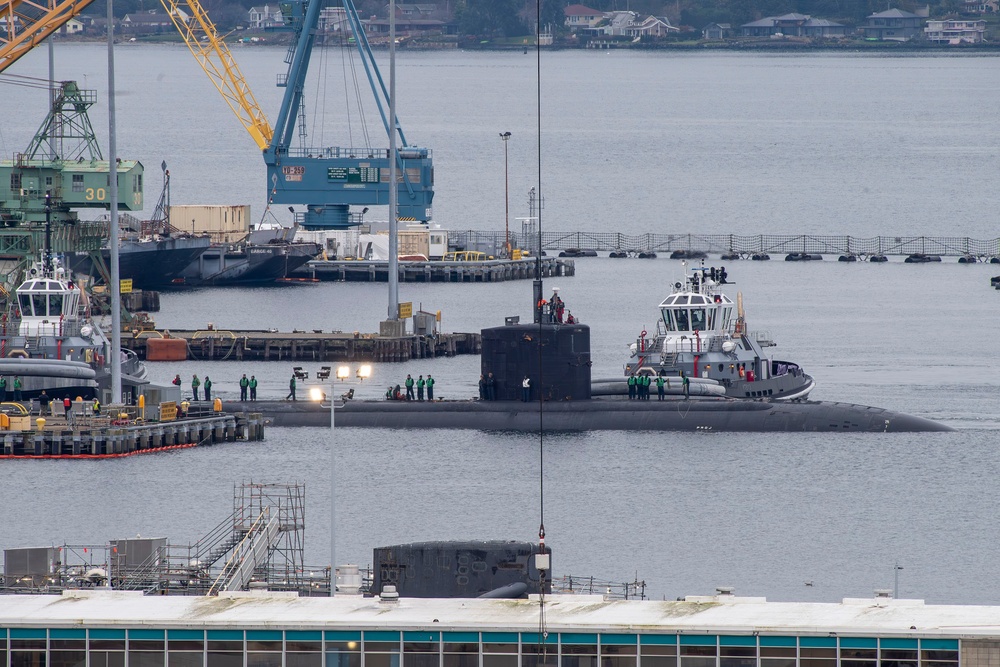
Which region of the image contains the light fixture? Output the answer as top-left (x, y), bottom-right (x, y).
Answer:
top-left (336, 366), bottom-right (350, 380)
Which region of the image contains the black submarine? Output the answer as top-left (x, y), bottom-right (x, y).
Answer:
top-left (233, 310), bottom-right (952, 433)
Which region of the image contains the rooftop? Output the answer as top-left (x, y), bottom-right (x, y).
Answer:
top-left (2, 591), bottom-right (1000, 637)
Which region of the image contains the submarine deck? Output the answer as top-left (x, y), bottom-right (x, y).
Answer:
top-left (223, 397), bottom-right (952, 433)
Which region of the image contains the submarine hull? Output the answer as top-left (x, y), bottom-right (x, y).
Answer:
top-left (233, 398), bottom-right (952, 432)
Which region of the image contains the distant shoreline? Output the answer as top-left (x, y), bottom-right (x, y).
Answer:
top-left (53, 34), bottom-right (1000, 53)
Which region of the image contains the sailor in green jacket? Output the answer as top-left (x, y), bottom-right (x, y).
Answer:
top-left (627, 374), bottom-right (636, 400)
top-left (0, 376), bottom-right (7, 402)
top-left (204, 376), bottom-right (213, 402)
top-left (191, 374), bottom-right (201, 401)
top-left (248, 376), bottom-right (258, 401)
top-left (656, 375), bottom-right (665, 401)
top-left (417, 375), bottom-right (425, 401)
top-left (643, 374), bottom-right (651, 400)
top-left (12, 375), bottom-right (21, 402)
top-left (426, 374), bottom-right (435, 400)
top-left (239, 374), bottom-right (250, 401)
top-left (405, 374), bottom-right (415, 401)
top-left (286, 374), bottom-right (297, 401)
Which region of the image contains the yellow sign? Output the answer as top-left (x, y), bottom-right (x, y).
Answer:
top-left (398, 302), bottom-right (413, 319)
top-left (120, 279), bottom-right (133, 294)
top-left (159, 401), bottom-right (177, 422)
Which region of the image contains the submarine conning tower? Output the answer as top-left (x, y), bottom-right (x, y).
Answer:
top-left (481, 320), bottom-right (592, 401)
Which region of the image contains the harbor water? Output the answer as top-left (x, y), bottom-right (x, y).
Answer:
top-left (0, 47), bottom-right (999, 603)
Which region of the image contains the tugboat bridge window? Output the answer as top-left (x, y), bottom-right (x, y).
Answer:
top-left (674, 309), bottom-right (689, 331)
top-left (691, 308), bottom-right (706, 331)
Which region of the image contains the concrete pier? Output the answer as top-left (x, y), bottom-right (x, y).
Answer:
top-left (0, 411), bottom-right (264, 458)
top-left (296, 256), bottom-right (573, 282)
top-left (134, 331), bottom-right (481, 363)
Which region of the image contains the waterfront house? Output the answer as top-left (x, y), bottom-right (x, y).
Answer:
top-left (247, 5), bottom-right (284, 29)
top-left (862, 8), bottom-right (925, 41)
top-left (740, 14), bottom-right (846, 38)
top-left (925, 19), bottom-right (987, 43)
top-left (58, 17), bottom-right (84, 34)
top-left (626, 15), bottom-right (678, 38)
top-left (563, 4), bottom-right (604, 32)
top-left (121, 9), bottom-right (187, 35)
top-left (702, 23), bottom-right (732, 40)
top-left (964, 0), bottom-right (999, 12)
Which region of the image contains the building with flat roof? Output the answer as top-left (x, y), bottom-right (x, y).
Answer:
top-left (2, 589), bottom-right (999, 667)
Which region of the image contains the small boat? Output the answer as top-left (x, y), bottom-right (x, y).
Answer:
top-left (623, 264), bottom-right (814, 401)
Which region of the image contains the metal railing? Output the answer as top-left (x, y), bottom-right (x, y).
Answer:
top-left (447, 231), bottom-right (1000, 258)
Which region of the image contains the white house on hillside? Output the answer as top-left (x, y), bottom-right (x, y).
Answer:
top-left (925, 18), bottom-right (986, 43)
top-left (248, 5), bottom-right (283, 29)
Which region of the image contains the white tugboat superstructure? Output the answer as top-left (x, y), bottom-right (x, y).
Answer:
top-left (624, 263), bottom-right (814, 401)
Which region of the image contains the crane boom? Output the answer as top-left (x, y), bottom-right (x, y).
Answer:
top-left (167, 0), bottom-right (434, 229)
top-left (161, 0), bottom-right (272, 150)
top-left (0, 0), bottom-right (96, 74)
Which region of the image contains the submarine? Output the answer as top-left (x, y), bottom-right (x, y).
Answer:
top-left (230, 322), bottom-right (951, 433)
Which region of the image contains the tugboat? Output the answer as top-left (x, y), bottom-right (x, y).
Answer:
top-left (0, 254), bottom-right (147, 400)
top-left (622, 263), bottom-right (814, 401)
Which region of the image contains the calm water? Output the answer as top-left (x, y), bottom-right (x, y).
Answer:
top-left (1, 48), bottom-right (999, 604)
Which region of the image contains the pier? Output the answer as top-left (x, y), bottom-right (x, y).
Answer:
top-left (136, 330), bottom-right (481, 362)
top-left (0, 409), bottom-right (264, 458)
top-left (296, 256), bottom-right (573, 281)
top-left (448, 231), bottom-right (1000, 260)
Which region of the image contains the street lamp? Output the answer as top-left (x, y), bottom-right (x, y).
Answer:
top-left (316, 364), bottom-right (371, 596)
top-left (500, 132), bottom-right (511, 258)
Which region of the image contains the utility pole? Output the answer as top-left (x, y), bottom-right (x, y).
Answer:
top-left (500, 131), bottom-right (511, 257)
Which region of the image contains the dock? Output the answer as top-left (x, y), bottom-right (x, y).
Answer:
top-left (0, 409), bottom-right (264, 458)
top-left (447, 230), bottom-right (1000, 260)
top-left (135, 330), bottom-right (481, 362)
top-left (296, 256), bottom-right (573, 282)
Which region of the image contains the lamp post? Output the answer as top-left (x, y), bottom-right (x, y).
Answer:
top-left (314, 364), bottom-right (371, 596)
top-left (500, 132), bottom-right (511, 258)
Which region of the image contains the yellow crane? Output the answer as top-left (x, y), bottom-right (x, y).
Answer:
top-left (0, 0), bottom-right (96, 74)
top-left (160, 0), bottom-right (272, 150)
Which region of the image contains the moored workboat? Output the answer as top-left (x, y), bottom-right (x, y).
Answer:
top-left (0, 255), bottom-right (147, 401)
top-left (623, 264), bottom-right (815, 401)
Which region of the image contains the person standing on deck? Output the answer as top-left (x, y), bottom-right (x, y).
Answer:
top-left (656, 375), bottom-right (665, 401)
top-left (204, 376), bottom-right (213, 402)
top-left (417, 375), bottom-right (425, 401)
top-left (426, 374), bottom-right (435, 400)
top-left (191, 374), bottom-right (201, 401)
top-left (63, 397), bottom-right (73, 425)
top-left (486, 372), bottom-right (496, 400)
top-left (681, 371), bottom-right (690, 400)
top-left (0, 376), bottom-right (7, 402)
top-left (239, 374), bottom-right (249, 401)
top-left (627, 374), bottom-right (636, 400)
top-left (13, 376), bottom-right (23, 402)
top-left (286, 374), bottom-right (297, 401)
top-left (405, 374), bottom-right (415, 401)
top-left (249, 376), bottom-right (257, 401)
top-left (478, 374), bottom-right (486, 400)
top-left (521, 376), bottom-right (531, 402)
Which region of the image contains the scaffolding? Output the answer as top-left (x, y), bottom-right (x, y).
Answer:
top-left (0, 481), bottom-right (327, 596)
